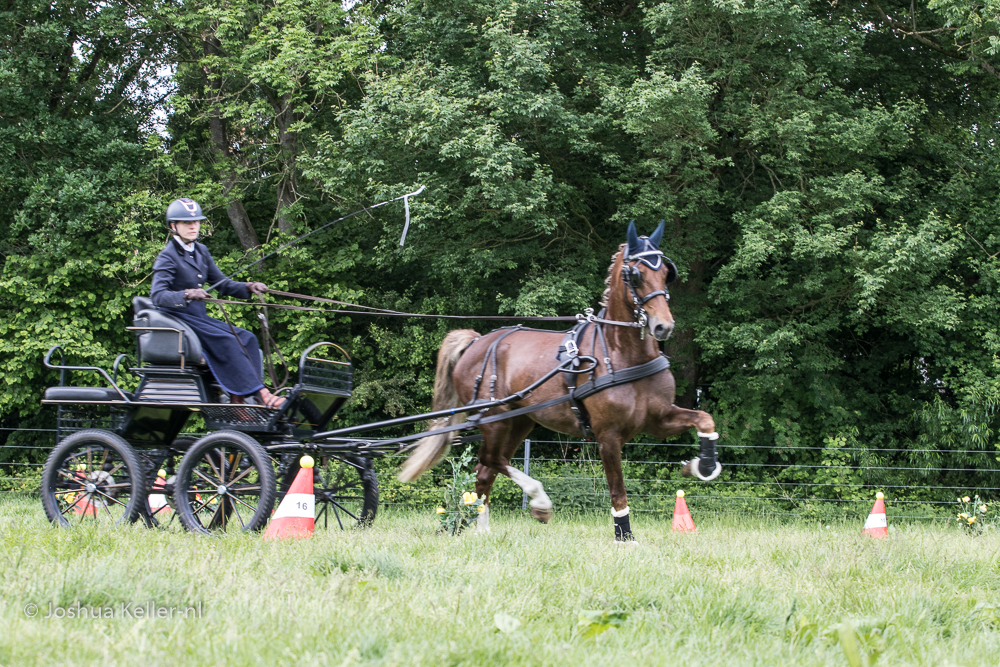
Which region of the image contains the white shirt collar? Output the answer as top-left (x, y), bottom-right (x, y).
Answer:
top-left (173, 236), bottom-right (195, 253)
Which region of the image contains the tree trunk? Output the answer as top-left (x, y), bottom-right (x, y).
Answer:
top-left (202, 32), bottom-right (259, 250)
top-left (274, 94), bottom-right (301, 235)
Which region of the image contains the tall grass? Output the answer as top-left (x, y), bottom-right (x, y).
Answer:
top-left (1, 495), bottom-right (998, 666)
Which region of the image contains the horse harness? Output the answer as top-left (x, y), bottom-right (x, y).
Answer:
top-left (466, 239), bottom-right (677, 438)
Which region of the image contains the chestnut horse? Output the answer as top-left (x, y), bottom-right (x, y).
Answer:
top-left (399, 222), bottom-right (720, 540)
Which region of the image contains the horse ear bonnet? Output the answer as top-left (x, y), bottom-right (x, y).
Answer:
top-left (625, 219), bottom-right (678, 284)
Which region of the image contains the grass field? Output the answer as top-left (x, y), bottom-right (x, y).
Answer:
top-left (1, 494), bottom-right (999, 666)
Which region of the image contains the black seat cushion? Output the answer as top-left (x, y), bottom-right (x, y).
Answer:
top-left (133, 296), bottom-right (154, 315)
top-left (44, 387), bottom-right (133, 402)
top-left (133, 309), bottom-right (206, 366)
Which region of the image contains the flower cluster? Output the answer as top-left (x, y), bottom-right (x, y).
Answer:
top-left (435, 445), bottom-right (486, 535)
top-left (956, 494), bottom-right (990, 534)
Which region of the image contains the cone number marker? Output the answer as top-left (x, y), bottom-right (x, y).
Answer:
top-left (272, 493), bottom-right (314, 520)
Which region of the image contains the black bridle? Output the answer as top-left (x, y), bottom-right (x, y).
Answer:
top-left (621, 246), bottom-right (677, 339)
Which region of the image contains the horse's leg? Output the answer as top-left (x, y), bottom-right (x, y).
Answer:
top-left (474, 464), bottom-right (498, 532)
top-left (654, 404), bottom-right (721, 481)
top-left (480, 417), bottom-right (552, 523)
top-left (596, 436), bottom-right (634, 541)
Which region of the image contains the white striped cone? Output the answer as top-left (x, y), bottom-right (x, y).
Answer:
top-left (862, 493), bottom-right (888, 538)
top-left (148, 471), bottom-right (172, 515)
top-left (263, 457), bottom-right (315, 540)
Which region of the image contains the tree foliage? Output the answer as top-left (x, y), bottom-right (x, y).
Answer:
top-left (3, 0), bottom-right (1000, 493)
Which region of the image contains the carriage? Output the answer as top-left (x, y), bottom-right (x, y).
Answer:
top-left (40, 296), bottom-right (379, 534)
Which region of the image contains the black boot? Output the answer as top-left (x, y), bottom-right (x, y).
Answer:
top-left (613, 508), bottom-right (634, 541)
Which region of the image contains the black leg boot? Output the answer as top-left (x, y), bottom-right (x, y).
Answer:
top-left (612, 507), bottom-right (634, 541)
top-left (696, 431), bottom-right (722, 481)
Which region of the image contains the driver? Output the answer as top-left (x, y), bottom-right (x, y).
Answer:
top-left (150, 198), bottom-right (284, 408)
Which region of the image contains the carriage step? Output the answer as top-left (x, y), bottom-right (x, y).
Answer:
top-left (137, 377), bottom-right (203, 403)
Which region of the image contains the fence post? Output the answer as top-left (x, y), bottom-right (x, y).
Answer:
top-left (521, 438), bottom-right (531, 510)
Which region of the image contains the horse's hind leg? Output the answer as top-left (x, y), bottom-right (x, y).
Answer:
top-left (479, 417), bottom-right (552, 523)
top-left (654, 404), bottom-right (721, 482)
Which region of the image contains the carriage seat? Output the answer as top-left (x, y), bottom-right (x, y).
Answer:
top-left (132, 296), bottom-right (206, 367)
top-left (44, 386), bottom-right (134, 401)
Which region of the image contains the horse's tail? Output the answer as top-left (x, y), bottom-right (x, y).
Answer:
top-left (398, 329), bottom-right (480, 482)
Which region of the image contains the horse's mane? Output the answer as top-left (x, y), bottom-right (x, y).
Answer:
top-left (599, 244), bottom-right (627, 308)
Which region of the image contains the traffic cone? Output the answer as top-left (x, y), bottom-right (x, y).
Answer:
top-left (148, 469), bottom-right (172, 516)
top-left (71, 464), bottom-right (99, 516)
top-left (672, 490), bottom-right (696, 533)
top-left (263, 455), bottom-right (315, 540)
top-left (862, 491), bottom-right (888, 538)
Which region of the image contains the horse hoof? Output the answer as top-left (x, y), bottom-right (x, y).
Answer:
top-left (530, 507), bottom-right (553, 523)
top-left (681, 458), bottom-right (722, 481)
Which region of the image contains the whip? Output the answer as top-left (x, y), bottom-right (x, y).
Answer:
top-left (210, 186), bottom-right (425, 289)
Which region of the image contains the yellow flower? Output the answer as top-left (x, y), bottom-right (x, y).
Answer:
top-left (477, 505), bottom-right (486, 514)
top-left (963, 496), bottom-right (971, 503)
top-left (463, 492), bottom-right (478, 505)
top-left (436, 507), bottom-right (446, 514)
top-left (959, 513), bottom-right (969, 519)
top-left (970, 516), bottom-right (977, 523)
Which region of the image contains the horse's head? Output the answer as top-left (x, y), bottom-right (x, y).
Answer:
top-left (620, 220), bottom-right (677, 341)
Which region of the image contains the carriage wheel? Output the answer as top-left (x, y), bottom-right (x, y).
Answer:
top-left (141, 437), bottom-right (195, 529)
top-left (40, 429), bottom-right (148, 528)
top-left (173, 431), bottom-right (276, 535)
top-left (313, 454), bottom-right (379, 530)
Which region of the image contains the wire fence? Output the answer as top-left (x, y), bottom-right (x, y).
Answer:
top-left (2, 429), bottom-right (995, 522)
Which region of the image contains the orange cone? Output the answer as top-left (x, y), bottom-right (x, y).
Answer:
top-left (263, 456), bottom-right (315, 540)
top-left (71, 465), bottom-right (99, 516)
top-left (672, 490), bottom-right (696, 533)
top-left (149, 469), bottom-right (173, 516)
top-left (862, 492), bottom-right (888, 538)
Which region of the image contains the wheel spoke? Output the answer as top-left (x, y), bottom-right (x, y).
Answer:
top-left (227, 452), bottom-right (243, 483)
top-left (330, 501), bottom-right (359, 522)
top-left (94, 489), bottom-right (128, 508)
top-left (229, 500), bottom-right (246, 530)
top-left (204, 452), bottom-right (223, 482)
top-left (229, 494), bottom-right (258, 513)
top-left (190, 495), bottom-right (214, 516)
top-left (226, 466), bottom-right (255, 486)
top-left (60, 494), bottom-right (86, 515)
top-left (193, 468), bottom-right (222, 488)
top-left (76, 495), bottom-right (91, 524)
top-left (229, 485), bottom-right (261, 494)
top-left (57, 469), bottom-right (83, 484)
top-left (101, 498), bottom-right (116, 521)
top-left (205, 502), bottom-right (224, 530)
